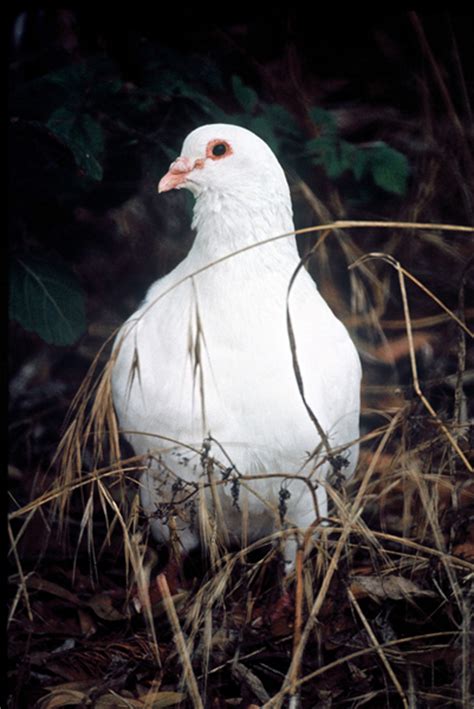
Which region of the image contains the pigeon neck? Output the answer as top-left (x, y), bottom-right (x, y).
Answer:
top-left (189, 189), bottom-right (299, 265)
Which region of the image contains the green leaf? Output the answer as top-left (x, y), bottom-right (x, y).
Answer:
top-left (47, 108), bottom-right (104, 181)
top-left (307, 135), bottom-right (345, 177)
top-left (368, 144), bottom-right (409, 195)
top-left (46, 62), bottom-right (87, 94)
top-left (306, 131), bottom-right (409, 195)
top-left (337, 140), bottom-right (356, 176)
top-left (144, 68), bottom-right (185, 97)
top-left (262, 103), bottom-right (301, 136)
top-left (351, 148), bottom-right (371, 181)
top-left (247, 115), bottom-right (280, 154)
top-left (141, 46), bottom-right (223, 94)
top-left (231, 75), bottom-right (259, 114)
top-left (308, 106), bottom-right (337, 134)
top-left (175, 83), bottom-right (228, 120)
top-left (9, 257), bottom-right (87, 345)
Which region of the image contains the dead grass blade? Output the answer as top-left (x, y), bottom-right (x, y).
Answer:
top-left (156, 574), bottom-right (204, 709)
top-left (285, 228), bottom-right (340, 465)
top-left (347, 586), bottom-right (409, 708)
top-left (296, 631), bottom-right (461, 691)
top-left (94, 477), bottom-right (162, 668)
top-left (370, 253), bottom-right (472, 475)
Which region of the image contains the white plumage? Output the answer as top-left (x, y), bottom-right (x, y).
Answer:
top-left (111, 123), bottom-right (361, 569)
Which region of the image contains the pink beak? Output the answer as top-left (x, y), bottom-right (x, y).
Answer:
top-left (158, 156), bottom-right (194, 193)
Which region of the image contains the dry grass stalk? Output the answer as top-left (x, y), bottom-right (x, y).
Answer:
top-left (156, 573), bottom-right (204, 709)
top-left (7, 521), bottom-right (33, 624)
top-left (294, 631), bottom-right (460, 691)
top-left (352, 251), bottom-right (473, 475)
top-left (347, 587), bottom-right (409, 708)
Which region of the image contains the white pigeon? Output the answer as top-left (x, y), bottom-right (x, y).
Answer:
top-left (111, 123), bottom-right (361, 570)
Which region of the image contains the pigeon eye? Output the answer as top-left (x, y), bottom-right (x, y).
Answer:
top-left (212, 143), bottom-right (227, 157)
top-left (207, 140), bottom-right (232, 160)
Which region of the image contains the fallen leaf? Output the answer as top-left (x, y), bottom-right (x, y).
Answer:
top-left (77, 608), bottom-right (97, 636)
top-left (38, 688), bottom-right (88, 708)
top-left (94, 695), bottom-right (142, 707)
top-left (87, 592), bottom-right (130, 621)
top-left (137, 690), bottom-right (186, 707)
top-left (350, 574), bottom-right (436, 601)
top-left (26, 574), bottom-right (82, 605)
top-left (44, 680), bottom-right (98, 693)
top-left (232, 663), bottom-right (270, 704)
top-left (452, 542), bottom-right (474, 561)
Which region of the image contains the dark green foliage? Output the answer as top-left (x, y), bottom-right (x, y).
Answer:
top-left (232, 74), bottom-right (259, 113)
top-left (367, 143), bottom-right (410, 195)
top-left (46, 108), bottom-right (104, 181)
top-left (9, 256), bottom-right (87, 346)
top-left (306, 107), bottom-right (409, 193)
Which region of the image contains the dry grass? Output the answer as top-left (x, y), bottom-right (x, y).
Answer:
top-left (8, 214), bottom-right (474, 708)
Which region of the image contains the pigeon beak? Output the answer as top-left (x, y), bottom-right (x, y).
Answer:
top-left (158, 156), bottom-right (195, 193)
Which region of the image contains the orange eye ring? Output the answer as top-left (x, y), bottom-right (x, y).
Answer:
top-left (207, 139), bottom-right (233, 160)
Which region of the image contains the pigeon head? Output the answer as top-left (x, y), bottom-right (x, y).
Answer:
top-left (158, 124), bottom-right (290, 204)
